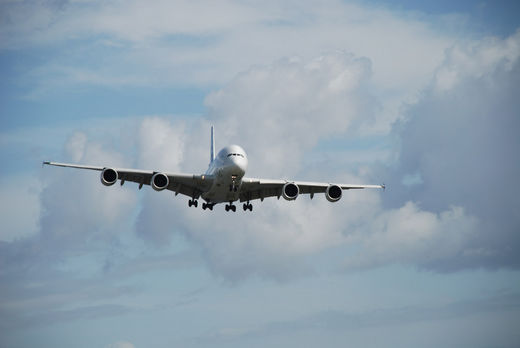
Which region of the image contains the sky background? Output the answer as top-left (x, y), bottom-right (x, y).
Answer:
top-left (1, 1), bottom-right (519, 348)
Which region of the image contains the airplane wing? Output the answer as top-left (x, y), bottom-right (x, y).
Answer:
top-left (239, 177), bottom-right (384, 202)
top-left (43, 161), bottom-right (213, 199)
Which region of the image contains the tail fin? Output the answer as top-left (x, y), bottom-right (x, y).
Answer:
top-left (210, 126), bottom-right (215, 163)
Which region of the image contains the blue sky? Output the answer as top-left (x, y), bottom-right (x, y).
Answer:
top-left (1, 1), bottom-right (519, 348)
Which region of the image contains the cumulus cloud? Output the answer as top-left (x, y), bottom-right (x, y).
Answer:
top-left (4, 31), bottom-right (520, 287)
top-left (130, 31), bottom-right (520, 278)
top-left (129, 52), bottom-right (385, 279)
top-left (345, 203), bottom-right (479, 271)
top-left (0, 124), bottom-right (146, 331)
top-left (0, 130), bottom-right (138, 289)
top-left (205, 52), bottom-right (377, 177)
top-left (137, 117), bottom-right (186, 171)
top-left (198, 31), bottom-right (520, 276)
top-left (433, 30), bottom-right (520, 92)
top-left (38, 132), bottom-right (137, 250)
top-left (381, 30), bottom-right (520, 271)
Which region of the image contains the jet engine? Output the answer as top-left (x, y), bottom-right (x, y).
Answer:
top-left (325, 184), bottom-right (342, 202)
top-left (100, 168), bottom-right (118, 186)
top-left (282, 182), bottom-right (299, 201)
top-left (151, 172), bottom-right (169, 191)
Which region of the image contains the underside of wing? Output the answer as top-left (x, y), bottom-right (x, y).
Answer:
top-left (239, 177), bottom-right (384, 203)
top-left (43, 161), bottom-right (212, 199)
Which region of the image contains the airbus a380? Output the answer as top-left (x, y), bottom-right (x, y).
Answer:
top-left (44, 127), bottom-right (384, 212)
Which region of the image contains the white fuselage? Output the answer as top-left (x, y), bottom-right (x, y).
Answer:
top-left (202, 145), bottom-right (248, 203)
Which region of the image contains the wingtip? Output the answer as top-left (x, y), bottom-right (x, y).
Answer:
top-left (382, 183), bottom-right (386, 191)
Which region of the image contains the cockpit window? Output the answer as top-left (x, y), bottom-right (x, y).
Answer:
top-left (227, 153), bottom-right (244, 158)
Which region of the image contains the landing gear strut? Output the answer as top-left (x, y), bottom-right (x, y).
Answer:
top-left (243, 202), bottom-right (253, 211)
top-left (188, 199), bottom-right (198, 208)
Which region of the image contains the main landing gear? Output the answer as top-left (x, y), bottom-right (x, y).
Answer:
top-left (202, 202), bottom-right (214, 210)
top-left (190, 199), bottom-right (252, 212)
top-left (225, 203), bottom-right (236, 212)
top-left (225, 203), bottom-right (252, 212)
top-left (190, 199), bottom-right (215, 210)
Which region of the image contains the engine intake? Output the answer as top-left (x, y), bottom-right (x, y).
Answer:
top-left (101, 168), bottom-right (118, 186)
top-left (325, 184), bottom-right (342, 202)
top-left (282, 182), bottom-right (299, 201)
top-left (152, 172), bottom-right (169, 191)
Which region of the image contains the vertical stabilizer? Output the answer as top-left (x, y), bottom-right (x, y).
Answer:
top-left (210, 126), bottom-right (215, 163)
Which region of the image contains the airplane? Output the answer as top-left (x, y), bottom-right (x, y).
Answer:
top-left (43, 127), bottom-right (384, 212)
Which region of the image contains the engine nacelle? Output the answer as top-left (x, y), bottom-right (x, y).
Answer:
top-left (282, 182), bottom-right (299, 201)
top-left (101, 168), bottom-right (118, 186)
top-left (325, 184), bottom-right (342, 202)
top-left (151, 172), bottom-right (169, 191)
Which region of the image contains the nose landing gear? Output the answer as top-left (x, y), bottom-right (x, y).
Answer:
top-left (229, 175), bottom-right (239, 192)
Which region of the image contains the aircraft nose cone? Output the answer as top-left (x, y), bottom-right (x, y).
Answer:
top-left (231, 156), bottom-right (247, 174)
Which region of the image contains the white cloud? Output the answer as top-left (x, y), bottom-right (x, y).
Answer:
top-left (137, 117), bottom-right (185, 171)
top-left (4, 22), bottom-right (519, 283)
top-left (130, 30), bottom-right (520, 278)
top-left (39, 132), bottom-right (137, 250)
top-left (433, 30), bottom-right (520, 91)
top-left (385, 30), bottom-right (520, 271)
top-left (200, 31), bottom-right (520, 276)
top-left (4, 0), bottom-right (456, 123)
top-left (345, 202), bottom-right (478, 270)
top-left (205, 52), bottom-right (377, 177)
top-left (123, 52), bottom-right (385, 278)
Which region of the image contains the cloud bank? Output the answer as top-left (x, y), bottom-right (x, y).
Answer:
top-left (2, 30), bottom-right (519, 289)
top-left (1, 23), bottom-right (519, 307)
top-left (135, 31), bottom-right (520, 277)
top-left (385, 29), bottom-right (520, 271)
